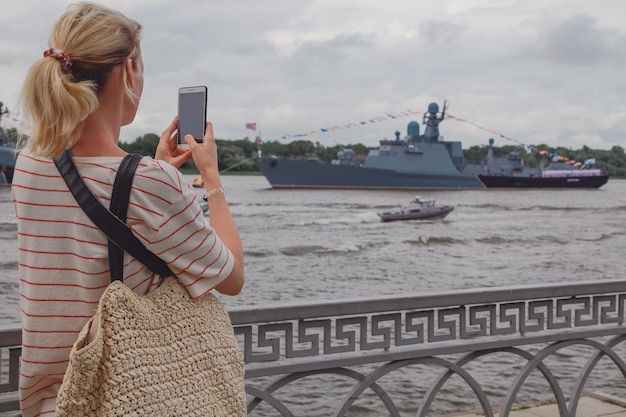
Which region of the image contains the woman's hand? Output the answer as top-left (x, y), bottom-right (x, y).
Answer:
top-left (185, 122), bottom-right (221, 188)
top-left (155, 116), bottom-right (193, 168)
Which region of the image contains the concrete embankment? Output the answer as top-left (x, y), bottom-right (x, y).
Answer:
top-left (441, 392), bottom-right (626, 417)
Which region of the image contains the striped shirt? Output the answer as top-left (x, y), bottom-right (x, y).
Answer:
top-left (12, 151), bottom-right (235, 417)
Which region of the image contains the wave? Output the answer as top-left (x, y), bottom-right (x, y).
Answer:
top-left (460, 203), bottom-right (626, 213)
top-left (575, 231), bottom-right (626, 242)
top-left (244, 250), bottom-right (273, 258)
top-left (0, 261), bottom-right (18, 269)
top-left (296, 213), bottom-right (378, 225)
top-left (405, 236), bottom-right (465, 246)
top-left (263, 231), bottom-right (623, 258)
top-left (525, 205), bottom-right (625, 213)
top-left (274, 231), bottom-right (614, 255)
top-left (280, 245), bottom-right (333, 257)
top-left (0, 222), bottom-right (17, 231)
top-left (0, 194), bottom-right (13, 204)
top-left (536, 235), bottom-right (570, 244)
top-left (239, 212), bottom-right (381, 226)
top-left (461, 203), bottom-right (509, 210)
top-left (241, 201), bottom-right (382, 209)
top-left (406, 235), bottom-right (589, 246)
top-left (521, 206), bottom-right (602, 212)
top-left (280, 241), bottom-right (386, 257)
top-left (597, 205), bottom-right (626, 213)
top-left (475, 235), bottom-right (570, 245)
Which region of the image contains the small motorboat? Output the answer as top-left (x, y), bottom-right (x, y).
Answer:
top-left (192, 177), bottom-right (204, 188)
top-left (378, 196), bottom-right (454, 222)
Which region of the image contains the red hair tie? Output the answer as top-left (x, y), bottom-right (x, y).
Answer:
top-left (43, 48), bottom-right (72, 72)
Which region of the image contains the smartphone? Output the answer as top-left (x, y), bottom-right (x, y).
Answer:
top-left (177, 86), bottom-right (207, 149)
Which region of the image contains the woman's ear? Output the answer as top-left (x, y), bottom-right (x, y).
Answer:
top-left (125, 58), bottom-right (135, 88)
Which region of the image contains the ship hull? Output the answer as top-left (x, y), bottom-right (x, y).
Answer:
top-left (477, 175), bottom-right (609, 188)
top-left (0, 147), bottom-right (16, 185)
top-left (256, 157), bottom-right (486, 190)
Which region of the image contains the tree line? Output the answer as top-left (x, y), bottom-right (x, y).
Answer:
top-left (2, 126), bottom-right (625, 178)
top-left (119, 132), bottom-right (626, 178)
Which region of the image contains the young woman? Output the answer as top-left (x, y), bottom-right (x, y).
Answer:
top-left (12, 3), bottom-right (244, 416)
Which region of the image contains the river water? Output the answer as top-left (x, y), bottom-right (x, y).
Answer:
top-left (1, 176), bottom-right (626, 415)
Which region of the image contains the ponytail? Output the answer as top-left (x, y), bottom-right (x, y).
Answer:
top-left (20, 3), bottom-right (142, 159)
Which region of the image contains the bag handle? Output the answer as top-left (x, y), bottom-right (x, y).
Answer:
top-left (54, 150), bottom-right (173, 280)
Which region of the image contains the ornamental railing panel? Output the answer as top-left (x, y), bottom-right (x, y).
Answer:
top-left (2, 279), bottom-right (626, 416)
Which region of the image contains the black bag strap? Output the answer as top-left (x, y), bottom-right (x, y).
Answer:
top-left (54, 150), bottom-right (173, 281)
top-left (107, 153), bottom-right (143, 281)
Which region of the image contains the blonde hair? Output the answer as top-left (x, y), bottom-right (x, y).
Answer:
top-left (20, 2), bottom-right (142, 158)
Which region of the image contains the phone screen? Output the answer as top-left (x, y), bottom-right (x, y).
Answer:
top-left (178, 86), bottom-right (207, 146)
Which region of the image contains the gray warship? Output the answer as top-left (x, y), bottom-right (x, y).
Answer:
top-left (255, 102), bottom-right (487, 190)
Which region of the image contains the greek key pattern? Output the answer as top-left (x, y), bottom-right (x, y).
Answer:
top-left (235, 294), bottom-right (626, 362)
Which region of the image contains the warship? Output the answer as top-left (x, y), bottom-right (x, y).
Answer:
top-left (256, 102), bottom-right (486, 190)
top-left (255, 102), bottom-right (607, 190)
top-left (0, 101), bottom-right (16, 184)
top-left (476, 139), bottom-right (608, 188)
top-left (0, 141), bottom-right (15, 184)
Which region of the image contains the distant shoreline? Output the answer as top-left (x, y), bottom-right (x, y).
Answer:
top-left (179, 169), bottom-right (263, 177)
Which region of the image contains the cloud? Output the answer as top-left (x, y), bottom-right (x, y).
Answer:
top-left (418, 20), bottom-right (466, 45)
top-left (1, 0), bottom-right (625, 151)
top-left (521, 15), bottom-right (626, 66)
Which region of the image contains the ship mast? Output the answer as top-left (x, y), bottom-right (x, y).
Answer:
top-left (422, 101), bottom-right (446, 143)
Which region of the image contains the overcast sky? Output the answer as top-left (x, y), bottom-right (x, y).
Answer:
top-left (1, 0), bottom-right (625, 151)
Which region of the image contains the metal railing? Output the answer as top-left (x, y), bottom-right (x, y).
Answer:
top-left (2, 279), bottom-right (626, 416)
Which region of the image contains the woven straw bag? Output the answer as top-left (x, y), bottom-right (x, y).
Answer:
top-left (55, 277), bottom-right (246, 416)
top-left (54, 152), bottom-right (246, 416)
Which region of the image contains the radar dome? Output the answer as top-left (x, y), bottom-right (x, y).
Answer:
top-left (407, 121), bottom-right (420, 137)
top-left (428, 102), bottom-right (439, 114)
top-left (337, 149), bottom-right (354, 160)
